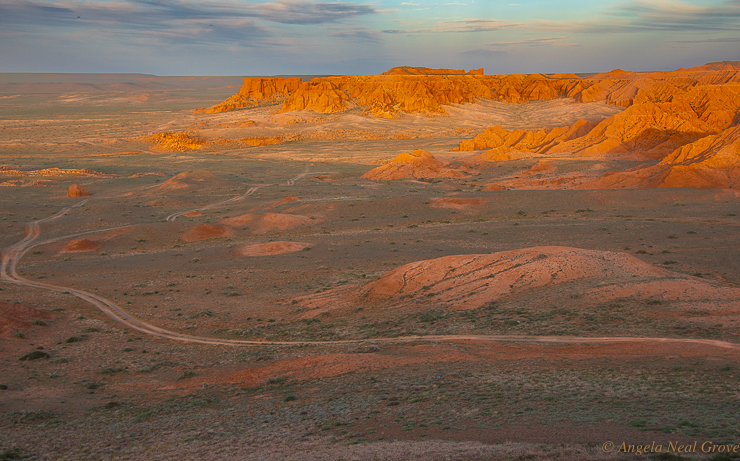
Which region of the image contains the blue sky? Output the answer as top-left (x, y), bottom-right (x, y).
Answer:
top-left (1, 0), bottom-right (739, 75)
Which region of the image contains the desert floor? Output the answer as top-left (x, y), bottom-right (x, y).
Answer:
top-left (1, 74), bottom-right (739, 461)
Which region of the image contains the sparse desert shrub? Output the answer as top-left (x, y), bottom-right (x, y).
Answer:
top-left (98, 367), bottom-right (124, 375)
top-left (19, 351), bottom-right (48, 361)
top-left (178, 370), bottom-right (196, 380)
top-left (284, 394), bottom-right (296, 402)
top-left (0, 448), bottom-right (24, 460)
top-left (31, 319), bottom-right (46, 326)
top-left (65, 336), bottom-right (85, 343)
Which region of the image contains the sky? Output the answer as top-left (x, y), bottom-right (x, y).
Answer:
top-left (1, 0), bottom-right (740, 76)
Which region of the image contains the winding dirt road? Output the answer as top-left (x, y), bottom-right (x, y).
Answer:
top-left (2, 178), bottom-right (739, 351)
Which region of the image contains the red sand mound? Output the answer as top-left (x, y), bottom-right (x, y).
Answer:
top-left (0, 301), bottom-right (54, 339)
top-left (429, 197), bottom-right (487, 209)
top-left (66, 184), bottom-right (90, 197)
top-left (528, 161), bottom-right (557, 174)
top-left (181, 224), bottom-right (232, 242)
top-left (183, 210), bottom-right (204, 217)
top-left (62, 238), bottom-right (101, 252)
top-left (362, 150), bottom-right (473, 180)
top-left (219, 212), bottom-right (313, 234)
top-left (234, 241), bottom-right (308, 256)
top-left (482, 184), bottom-right (507, 191)
top-left (274, 196), bottom-right (301, 206)
top-left (360, 246), bottom-right (673, 310)
top-left (155, 170), bottom-right (221, 193)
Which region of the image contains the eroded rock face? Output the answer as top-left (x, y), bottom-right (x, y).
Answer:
top-left (361, 150), bottom-right (473, 180)
top-left (67, 184), bottom-right (90, 197)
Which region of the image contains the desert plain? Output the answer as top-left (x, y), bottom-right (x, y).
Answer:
top-left (1, 65), bottom-right (740, 460)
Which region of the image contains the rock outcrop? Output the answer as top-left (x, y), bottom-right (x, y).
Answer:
top-left (149, 131), bottom-right (206, 151)
top-left (0, 166), bottom-right (116, 178)
top-left (67, 184), bottom-right (90, 197)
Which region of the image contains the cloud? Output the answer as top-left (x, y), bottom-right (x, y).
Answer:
top-left (327, 25), bottom-right (381, 43)
top-left (486, 36), bottom-right (578, 47)
top-left (671, 36), bottom-right (740, 43)
top-left (0, 0), bottom-right (380, 28)
top-left (459, 49), bottom-right (508, 58)
top-left (250, 1), bottom-right (379, 25)
top-left (383, 18), bottom-right (518, 34)
top-left (526, 0), bottom-right (740, 33)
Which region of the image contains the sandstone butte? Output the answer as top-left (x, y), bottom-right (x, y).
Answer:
top-left (361, 149), bottom-right (472, 181)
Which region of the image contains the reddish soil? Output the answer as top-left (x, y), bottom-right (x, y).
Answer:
top-left (234, 241), bottom-right (309, 256)
top-left (180, 224), bottom-right (233, 242)
top-left (61, 238), bottom-right (101, 252)
top-left (429, 197), bottom-right (487, 210)
top-left (0, 301), bottom-right (54, 339)
top-left (219, 212), bottom-right (313, 234)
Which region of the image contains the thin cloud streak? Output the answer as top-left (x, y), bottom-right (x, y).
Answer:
top-left (0, 0), bottom-right (380, 27)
